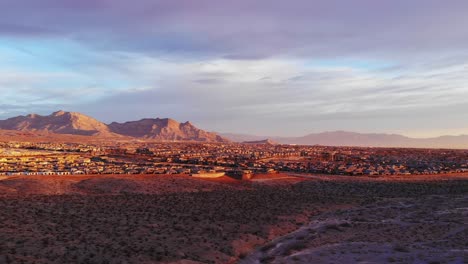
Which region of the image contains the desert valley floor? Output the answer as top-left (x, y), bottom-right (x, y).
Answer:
top-left (0, 174), bottom-right (467, 264)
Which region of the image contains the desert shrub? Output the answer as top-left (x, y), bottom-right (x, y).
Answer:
top-left (393, 244), bottom-right (410, 253)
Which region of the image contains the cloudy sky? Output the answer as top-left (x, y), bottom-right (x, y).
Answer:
top-left (1, 0), bottom-right (468, 137)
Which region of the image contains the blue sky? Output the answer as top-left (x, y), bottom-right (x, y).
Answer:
top-left (1, 0), bottom-right (468, 137)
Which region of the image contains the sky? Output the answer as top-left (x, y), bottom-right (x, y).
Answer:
top-left (1, 0), bottom-right (468, 138)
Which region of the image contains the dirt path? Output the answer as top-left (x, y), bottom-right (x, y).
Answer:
top-left (240, 194), bottom-right (468, 264)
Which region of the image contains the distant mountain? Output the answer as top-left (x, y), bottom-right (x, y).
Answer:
top-left (277, 131), bottom-right (409, 147)
top-left (242, 139), bottom-right (278, 145)
top-left (2, 111), bottom-right (466, 147)
top-left (222, 131), bottom-right (468, 149)
top-left (0, 111), bottom-right (229, 142)
top-left (0, 111), bottom-right (115, 136)
top-left (220, 133), bottom-right (268, 143)
top-left (108, 118), bottom-right (229, 142)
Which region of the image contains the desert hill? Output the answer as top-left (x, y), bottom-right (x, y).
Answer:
top-left (0, 111), bottom-right (115, 136)
top-left (0, 111), bottom-right (229, 142)
top-left (242, 139), bottom-right (277, 145)
top-left (0, 129), bottom-right (122, 143)
top-left (108, 118), bottom-right (228, 142)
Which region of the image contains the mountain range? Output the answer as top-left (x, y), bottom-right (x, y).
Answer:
top-left (0, 111), bottom-right (467, 148)
top-left (0, 111), bottom-right (228, 142)
top-left (221, 131), bottom-right (468, 149)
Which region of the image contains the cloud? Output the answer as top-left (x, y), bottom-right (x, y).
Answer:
top-left (64, 55), bottom-right (468, 136)
top-left (1, 0), bottom-right (468, 59)
top-left (0, 1), bottom-right (468, 136)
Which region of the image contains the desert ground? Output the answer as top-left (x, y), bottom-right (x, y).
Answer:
top-left (0, 174), bottom-right (466, 264)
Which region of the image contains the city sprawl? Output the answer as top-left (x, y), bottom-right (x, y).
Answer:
top-left (1, 141), bottom-right (467, 177)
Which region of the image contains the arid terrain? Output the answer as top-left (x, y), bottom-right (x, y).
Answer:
top-left (0, 174), bottom-right (466, 264)
top-left (241, 184), bottom-right (468, 263)
top-left (0, 111), bottom-right (229, 142)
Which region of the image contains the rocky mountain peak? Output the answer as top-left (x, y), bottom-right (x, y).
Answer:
top-left (0, 111), bottom-right (229, 142)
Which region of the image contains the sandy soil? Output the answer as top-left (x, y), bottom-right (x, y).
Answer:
top-left (241, 195), bottom-right (467, 264)
top-left (0, 174), bottom-right (466, 264)
top-left (0, 175), bottom-right (247, 196)
top-left (240, 176), bottom-right (468, 264)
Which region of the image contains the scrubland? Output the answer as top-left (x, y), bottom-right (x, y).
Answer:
top-left (0, 174), bottom-right (466, 264)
